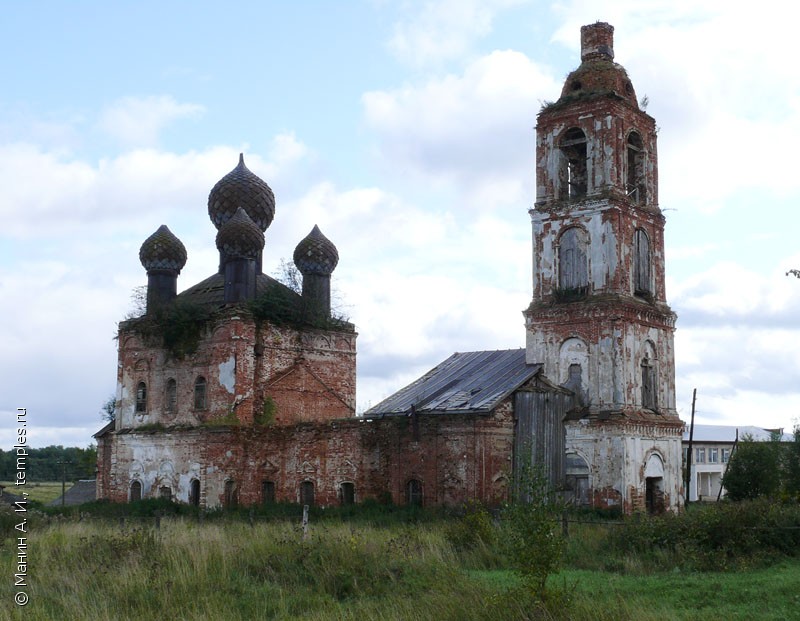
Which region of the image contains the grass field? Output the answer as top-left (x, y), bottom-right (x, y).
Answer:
top-left (0, 481), bottom-right (70, 504)
top-left (0, 513), bottom-right (798, 621)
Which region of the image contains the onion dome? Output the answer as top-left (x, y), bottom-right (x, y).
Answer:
top-left (556, 22), bottom-right (638, 109)
top-left (293, 225), bottom-right (339, 275)
top-left (139, 225), bottom-right (187, 272)
top-left (215, 207), bottom-right (265, 259)
top-left (208, 153), bottom-right (275, 231)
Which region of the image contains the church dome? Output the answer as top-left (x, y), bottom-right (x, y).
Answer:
top-left (555, 22), bottom-right (638, 110)
top-left (208, 153), bottom-right (275, 231)
top-left (139, 225), bottom-right (187, 272)
top-left (293, 225), bottom-right (339, 275)
top-left (215, 207), bottom-right (265, 259)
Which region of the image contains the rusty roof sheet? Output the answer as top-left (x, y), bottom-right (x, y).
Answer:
top-left (366, 349), bottom-right (541, 416)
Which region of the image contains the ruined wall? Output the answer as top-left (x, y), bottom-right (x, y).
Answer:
top-left (115, 311), bottom-right (356, 432)
top-left (566, 417), bottom-right (683, 513)
top-left (101, 400), bottom-right (514, 509)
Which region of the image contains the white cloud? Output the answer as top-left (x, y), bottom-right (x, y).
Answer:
top-left (388, 0), bottom-right (530, 66)
top-left (96, 95), bottom-right (204, 147)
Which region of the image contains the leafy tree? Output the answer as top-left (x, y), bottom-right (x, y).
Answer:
top-left (787, 269), bottom-right (800, 279)
top-left (723, 434), bottom-right (782, 501)
top-left (100, 394), bottom-right (116, 422)
top-left (500, 461), bottom-right (565, 598)
top-left (783, 426), bottom-right (800, 500)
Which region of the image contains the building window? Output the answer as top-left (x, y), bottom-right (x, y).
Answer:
top-left (189, 479), bottom-right (200, 506)
top-left (159, 486), bottom-right (172, 501)
top-left (558, 227), bottom-right (588, 296)
top-left (560, 127), bottom-right (588, 200)
top-left (708, 448), bottom-right (719, 464)
top-left (130, 480), bottom-right (142, 502)
top-left (135, 382), bottom-right (148, 413)
top-left (641, 356), bottom-right (657, 410)
top-left (165, 378), bottom-right (177, 414)
top-left (340, 482), bottom-right (355, 506)
top-left (224, 480), bottom-right (238, 508)
top-left (262, 481), bottom-right (275, 504)
top-left (722, 448), bottom-right (731, 464)
top-left (406, 479), bottom-right (423, 507)
top-left (626, 131), bottom-right (645, 204)
top-left (633, 228), bottom-right (652, 296)
top-left (194, 376), bottom-right (207, 410)
top-left (696, 448), bottom-right (705, 464)
top-left (300, 481), bottom-right (315, 507)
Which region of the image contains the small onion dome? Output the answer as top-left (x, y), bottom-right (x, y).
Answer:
top-left (139, 225), bottom-right (187, 272)
top-left (215, 207), bottom-right (265, 259)
top-left (293, 225), bottom-right (339, 276)
top-left (208, 153), bottom-right (275, 232)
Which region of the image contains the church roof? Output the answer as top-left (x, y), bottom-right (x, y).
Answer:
top-left (366, 349), bottom-right (542, 416)
top-left (177, 272), bottom-right (299, 307)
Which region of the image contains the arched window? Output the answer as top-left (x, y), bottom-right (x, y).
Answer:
top-left (626, 132), bottom-right (645, 204)
top-left (159, 486), bottom-right (172, 501)
top-left (558, 227), bottom-right (588, 294)
top-left (406, 479), bottom-right (423, 507)
top-left (340, 482), bottom-right (355, 505)
top-left (165, 378), bottom-right (177, 414)
top-left (300, 481), bottom-right (315, 507)
top-left (560, 127), bottom-right (588, 200)
top-left (130, 480), bottom-right (142, 502)
top-left (189, 479), bottom-right (200, 507)
top-left (135, 382), bottom-right (147, 413)
top-left (633, 229), bottom-right (651, 296)
top-left (194, 376), bottom-right (207, 410)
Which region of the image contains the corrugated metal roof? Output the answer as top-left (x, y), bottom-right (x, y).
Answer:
top-left (683, 424), bottom-right (794, 443)
top-left (365, 349), bottom-right (541, 416)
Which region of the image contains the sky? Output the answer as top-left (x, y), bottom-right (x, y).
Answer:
top-left (1, 0), bottom-right (798, 449)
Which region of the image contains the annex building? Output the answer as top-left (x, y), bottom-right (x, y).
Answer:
top-left (96, 22), bottom-right (684, 514)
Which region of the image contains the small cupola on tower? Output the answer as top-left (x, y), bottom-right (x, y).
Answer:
top-left (139, 225), bottom-right (187, 313)
top-left (293, 225), bottom-right (339, 321)
top-left (207, 153), bottom-right (275, 272)
top-left (215, 207), bottom-right (265, 303)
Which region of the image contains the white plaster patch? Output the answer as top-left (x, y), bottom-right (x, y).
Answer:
top-left (219, 356), bottom-right (236, 394)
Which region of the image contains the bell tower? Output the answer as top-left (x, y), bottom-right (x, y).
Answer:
top-left (524, 23), bottom-right (683, 512)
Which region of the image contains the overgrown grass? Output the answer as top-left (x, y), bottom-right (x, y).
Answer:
top-left (0, 500), bottom-right (798, 620)
top-left (0, 481), bottom-right (68, 504)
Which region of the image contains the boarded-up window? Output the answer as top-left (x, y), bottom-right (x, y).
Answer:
top-left (130, 480), bottom-right (142, 502)
top-left (300, 481), bottom-right (315, 507)
top-left (560, 127), bottom-right (588, 200)
top-left (558, 228), bottom-right (588, 292)
top-left (406, 479), bottom-right (423, 507)
top-left (634, 229), bottom-right (651, 296)
top-left (194, 376), bottom-right (207, 410)
top-left (165, 378), bottom-right (177, 413)
top-left (340, 482), bottom-right (355, 505)
top-left (262, 481), bottom-right (275, 504)
top-left (135, 382), bottom-right (147, 413)
top-left (626, 132), bottom-right (645, 204)
top-left (189, 479), bottom-right (200, 506)
top-left (159, 486), bottom-right (172, 501)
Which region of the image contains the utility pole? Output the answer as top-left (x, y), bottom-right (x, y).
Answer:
top-left (684, 389), bottom-right (696, 505)
top-left (56, 459), bottom-right (72, 507)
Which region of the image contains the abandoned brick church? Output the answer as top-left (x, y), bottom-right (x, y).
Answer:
top-left (96, 22), bottom-right (684, 514)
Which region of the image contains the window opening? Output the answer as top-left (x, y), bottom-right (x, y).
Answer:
top-left (194, 376), bottom-right (207, 410)
top-left (224, 480), bottom-right (238, 508)
top-left (189, 479), bottom-right (200, 506)
top-left (340, 482), bottom-right (355, 505)
top-left (406, 479), bottom-right (423, 507)
top-left (558, 227), bottom-right (588, 297)
top-left (165, 378), bottom-right (177, 414)
top-left (262, 481), bottom-right (275, 504)
top-left (695, 448), bottom-right (705, 464)
top-left (641, 356), bottom-right (657, 410)
top-left (708, 448), bottom-right (719, 464)
top-left (159, 486), bottom-right (172, 501)
top-left (626, 132), bottom-right (645, 204)
top-left (633, 229), bottom-right (651, 296)
top-left (560, 127), bottom-right (588, 200)
top-left (130, 480), bottom-right (142, 502)
top-left (300, 481), bottom-right (315, 507)
top-left (135, 382), bottom-right (148, 413)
